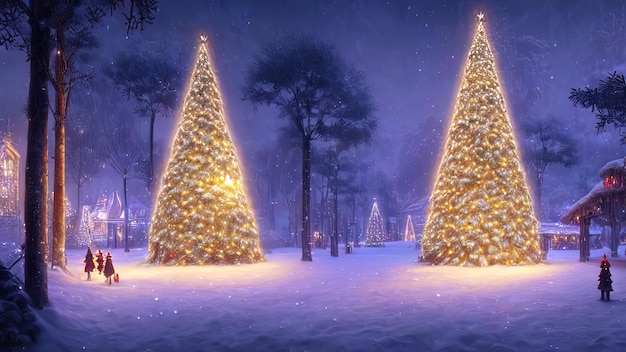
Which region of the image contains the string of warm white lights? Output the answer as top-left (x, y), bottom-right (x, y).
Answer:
top-left (147, 36), bottom-right (264, 265)
top-left (421, 14), bottom-right (542, 266)
top-left (365, 201), bottom-right (385, 247)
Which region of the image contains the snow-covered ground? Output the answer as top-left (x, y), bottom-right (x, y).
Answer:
top-left (27, 242), bottom-right (626, 351)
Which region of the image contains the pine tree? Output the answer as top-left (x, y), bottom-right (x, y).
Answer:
top-left (422, 13), bottom-right (542, 266)
top-left (147, 36), bottom-right (264, 265)
top-left (404, 215), bottom-right (416, 242)
top-left (365, 201), bottom-right (385, 247)
top-left (74, 205), bottom-right (93, 247)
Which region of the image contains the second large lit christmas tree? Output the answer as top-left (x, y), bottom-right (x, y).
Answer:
top-left (422, 14), bottom-right (542, 266)
top-left (147, 36), bottom-right (264, 265)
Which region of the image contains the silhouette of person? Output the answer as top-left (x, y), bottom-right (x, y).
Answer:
top-left (83, 247), bottom-right (95, 281)
top-left (104, 252), bottom-right (116, 285)
top-left (598, 254), bottom-right (613, 301)
top-left (95, 249), bottom-right (104, 275)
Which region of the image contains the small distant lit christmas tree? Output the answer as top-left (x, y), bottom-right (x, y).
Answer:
top-left (422, 13), bottom-right (542, 266)
top-left (74, 205), bottom-right (93, 247)
top-left (148, 35), bottom-right (264, 265)
top-left (365, 201), bottom-right (385, 247)
top-left (404, 215), bottom-right (416, 242)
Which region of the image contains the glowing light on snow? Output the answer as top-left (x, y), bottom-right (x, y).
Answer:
top-left (389, 259), bottom-right (563, 293)
top-left (421, 13), bottom-right (542, 266)
top-left (147, 35), bottom-right (264, 265)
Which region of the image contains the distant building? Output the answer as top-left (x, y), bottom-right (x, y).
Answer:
top-left (0, 136), bottom-right (21, 243)
top-left (560, 157), bottom-right (626, 261)
top-left (94, 191), bottom-right (124, 248)
top-left (0, 136), bottom-right (19, 217)
top-left (69, 191), bottom-right (150, 249)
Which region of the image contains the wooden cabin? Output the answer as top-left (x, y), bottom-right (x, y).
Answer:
top-left (560, 157), bottom-right (626, 261)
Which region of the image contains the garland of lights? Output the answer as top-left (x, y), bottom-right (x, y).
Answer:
top-left (421, 13), bottom-right (542, 266)
top-left (147, 35), bottom-right (264, 265)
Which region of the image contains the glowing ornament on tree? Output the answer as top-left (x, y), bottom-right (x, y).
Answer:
top-left (365, 201), bottom-right (385, 247)
top-left (147, 35), bottom-right (264, 265)
top-left (421, 13), bottom-right (542, 266)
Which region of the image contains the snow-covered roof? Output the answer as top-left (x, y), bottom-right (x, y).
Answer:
top-left (560, 181), bottom-right (612, 225)
top-left (94, 191), bottom-right (124, 221)
top-left (560, 157), bottom-right (626, 225)
top-left (0, 139), bottom-right (19, 161)
top-left (599, 157), bottom-right (626, 178)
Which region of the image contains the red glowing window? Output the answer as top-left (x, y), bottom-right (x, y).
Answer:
top-left (604, 175), bottom-right (619, 189)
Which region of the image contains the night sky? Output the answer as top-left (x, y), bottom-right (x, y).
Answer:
top-left (2, 0), bottom-right (626, 219)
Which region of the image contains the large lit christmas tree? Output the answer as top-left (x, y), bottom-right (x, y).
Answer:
top-left (148, 36), bottom-right (264, 265)
top-left (404, 215), bottom-right (416, 242)
top-left (365, 201), bottom-right (385, 247)
top-left (422, 13), bottom-right (542, 267)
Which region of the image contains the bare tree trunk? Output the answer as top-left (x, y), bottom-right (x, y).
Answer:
top-left (319, 189), bottom-right (325, 249)
top-left (534, 168), bottom-right (544, 221)
top-left (24, 0), bottom-right (51, 308)
top-left (301, 138), bottom-right (312, 261)
top-left (52, 120), bottom-right (67, 267)
top-left (73, 184), bottom-right (82, 230)
top-left (52, 29), bottom-right (68, 269)
top-left (330, 188), bottom-right (339, 257)
top-left (123, 173), bottom-right (130, 252)
top-left (346, 196), bottom-right (355, 253)
top-left (149, 111), bottom-right (156, 198)
top-left (288, 199), bottom-right (297, 247)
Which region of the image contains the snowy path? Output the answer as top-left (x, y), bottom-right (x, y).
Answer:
top-left (32, 242), bottom-right (626, 351)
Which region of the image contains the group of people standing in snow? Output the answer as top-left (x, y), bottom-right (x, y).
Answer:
top-left (83, 244), bottom-right (616, 296)
top-left (84, 247), bottom-right (116, 285)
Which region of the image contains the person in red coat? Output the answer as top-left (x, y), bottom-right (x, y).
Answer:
top-left (104, 252), bottom-right (115, 285)
top-left (598, 254), bottom-right (613, 301)
top-left (95, 249), bottom-right (104, 275)
top-left (83, 247), bottom-right (96, 281)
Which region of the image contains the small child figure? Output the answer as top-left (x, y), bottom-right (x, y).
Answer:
top-left (95, 249), bottom-right (104, 275)
top-left (104, 252), bottom-right (116, 285)
top-left (83, 247), bottom-right (95, 281)
top-left (598, 254), bottom-right (613, 301)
